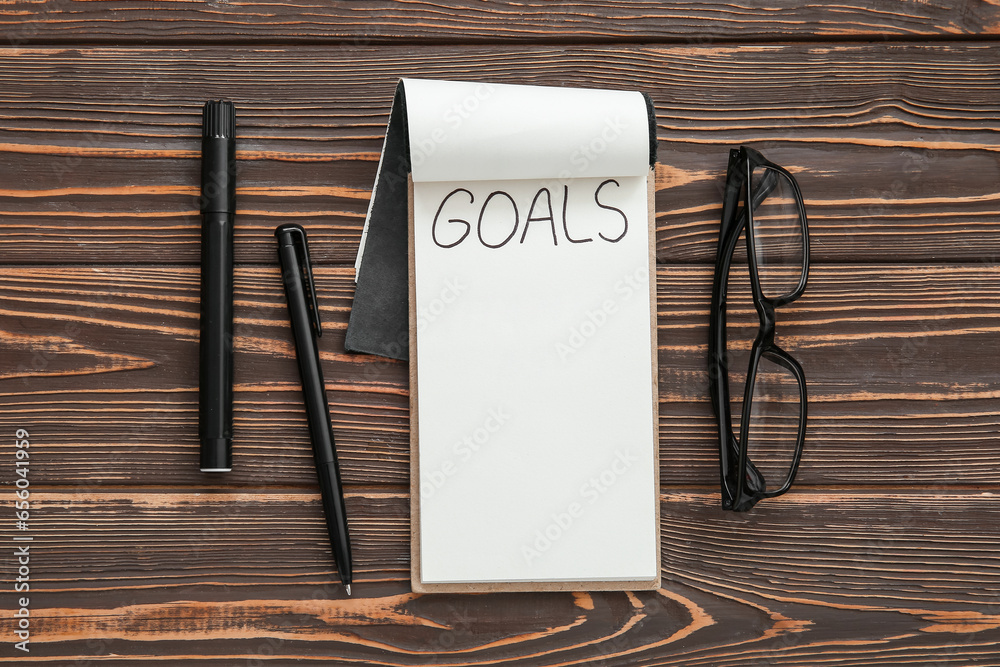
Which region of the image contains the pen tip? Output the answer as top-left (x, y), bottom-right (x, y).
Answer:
top-left (345, 584), bottom-right (352, 596)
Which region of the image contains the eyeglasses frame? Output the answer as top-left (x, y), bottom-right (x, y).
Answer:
top-left (708, 145), bottom-right (809, 512)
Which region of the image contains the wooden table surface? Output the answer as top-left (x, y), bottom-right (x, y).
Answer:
top-left (2, 3), bottom-right (1000, 665)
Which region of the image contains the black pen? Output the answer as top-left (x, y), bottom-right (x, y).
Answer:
top-left (275, 224), bottom-right (353, 595)
top-left (199, 100), bottom-right (236, 473)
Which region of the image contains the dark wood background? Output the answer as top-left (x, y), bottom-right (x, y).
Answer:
top-left (2, 2), bottom-right (999, 665)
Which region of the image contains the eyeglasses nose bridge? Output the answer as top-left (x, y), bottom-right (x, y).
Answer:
top-left (756, 298), bottom-right (777, 345)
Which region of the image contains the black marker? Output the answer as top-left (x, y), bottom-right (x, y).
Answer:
top-left (275, 224), bottom-right (353, 595)
top-left (199, 100), bottom-right (236, 472)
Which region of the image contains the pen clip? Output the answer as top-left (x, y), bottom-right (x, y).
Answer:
top-left (299, 229), bottom-right (322, 338)
top-left (280, 224), bottom-right (322, 338)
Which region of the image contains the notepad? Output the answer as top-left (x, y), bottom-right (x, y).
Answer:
top-left (355, 79), bottom-right (660, 592)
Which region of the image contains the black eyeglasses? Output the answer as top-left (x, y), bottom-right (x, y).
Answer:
top-left (708, 146), bottom-right (809, 512)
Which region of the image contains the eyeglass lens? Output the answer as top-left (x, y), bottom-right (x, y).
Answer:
top-left (744, 355), bottom-right (801, 491)
top-left (750, 166), bottom-right (805, 300)
top-left (726, 278), bottom-right (801, 493)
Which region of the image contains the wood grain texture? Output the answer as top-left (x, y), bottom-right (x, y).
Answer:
top-left (3, 490), bottom-right (1000, 665)
top-left (0, 44), bottom-right (997, 264)
top-left (2, 0), bottom-right (998, 45)
top-left (2, 4), bottom-right (1000, 663)
top-left (1, 265), bottom-right (997, 488)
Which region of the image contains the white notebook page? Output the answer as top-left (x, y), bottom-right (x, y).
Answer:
top-left (408, 79), bottom-right (658, 584)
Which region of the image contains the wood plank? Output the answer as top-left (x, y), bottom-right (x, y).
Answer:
top-left (0, 265), bottom-right (411, 487)
top-left (2, 264), bottom-right (997, 487)
top-left (3, 1), bottom-right (998, 45)
top-left (0, 44), bottom-right (997, 264)
top-left (661, 262), bottom-right (1000, 486)
top-left (4, 489), bottom-right (1000, 665)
